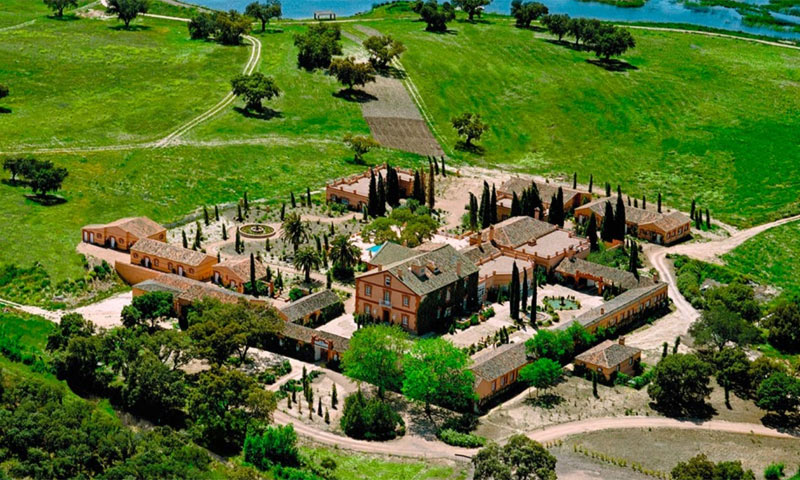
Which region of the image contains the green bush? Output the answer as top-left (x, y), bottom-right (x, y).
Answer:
top-left (437, 428), bottom-right (486, 448)
top-left (243, 425), bottom-right (300, 470)
top-left (288, 287), bottom-right (306, 301)
top-left (765, 463), bottom-right (785, 480)
top-left (340, 390), bottom-right (405, 440)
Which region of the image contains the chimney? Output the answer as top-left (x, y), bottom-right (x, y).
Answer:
top-left (377, 265), bottom-right (383, 272)
top-left (600, 308), bottom-right (605, 315)
top-left (456, 261), bottom-right (462, 276)
top-left (618, 336), bottom-right (626, 346)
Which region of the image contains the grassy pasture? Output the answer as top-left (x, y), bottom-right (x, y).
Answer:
top-left (344, 5), bottom-right (800, 227)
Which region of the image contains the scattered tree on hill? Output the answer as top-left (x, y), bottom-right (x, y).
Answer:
top-left (293, 246), bottom-right (320, 284)
top-left (756, 372), bottom-right (800, 417)
top-left (342, 324), bottom-right (408, 398)
top-left (714, 347), bottom-right (751, 407)
top-left (452, 112), bottom-right (488, 149)
top-left (28, 160), bottom-right (68, 198)
top-left (591, 26), bottom-right (636, 60)
top-left (214, 10), bottom-right (251, 44)
top-left (329, 56), bottom-right (376, 91)
top-left (454, 0), bottom-right (492, 21)
top-left (672, 454), bottom-right (755, 480)
top-left (0, 84), bottom-right (7, 104)
top-left (403, 337), bottom-right (475, 414)
top-left (511, 0), bottom-right (548, 27)
top-left (416, 0), bottom-right (456, 32)
top-left (601, 202), bottom-right (614, 242)
top-left (473, 435), bottom-right (557, 480)
top-left (106, 0), bottom-right (149, 29)
top-left (542, 13), bottom-right (570, 41)
top-left (343, 133), bottom-right (379, 164)
top-left (245, 0), bottom-right (281, 32)
top-left (293, 23), bottom-right (342, 70)
top-left (363, 35), bottom-right (406, 69)
top-left (547, 187), bottom-right (565, 227)
top-left (188, 12), bottom-right (217, 39)
top-left (281, 211), bottom-right (308, 253)
top-left (689, 305), bottom-right (761, 352)
top-left (231, 72), bottom-right (280, 112)
top-left (763, 299), bottom-right (800, 353)
top-left (519, 357), bottom-right (562, 398)
top-left (3, 156), bottom-right (34, 183)
top-left (44, 0), bottom-right (77, 17)
top-left (648, 353), bottom-right (713, 416)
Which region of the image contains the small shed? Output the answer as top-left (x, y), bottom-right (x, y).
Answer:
top-left (313, 10), bottom-right (336, 20)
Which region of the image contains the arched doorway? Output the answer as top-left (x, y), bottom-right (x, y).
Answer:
top-left (143, 257), bottom-right (151, 268)
top-left (109, 237), bottom-right (116, 249)
top-left (177, 266), bottom-right (184, 276)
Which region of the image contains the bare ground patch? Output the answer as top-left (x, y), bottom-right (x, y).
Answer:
top-left (365, 116), bottom-right (444, 156)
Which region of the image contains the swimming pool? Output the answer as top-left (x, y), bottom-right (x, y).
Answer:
top-left (367, 244), bottom-right (382, 254)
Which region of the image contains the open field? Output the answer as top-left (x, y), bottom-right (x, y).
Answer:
top-left (0, 143), bottom-right (421, 281)
top-left (722, 220), bottom-right (800, 297)
top-left (0, 0), bottom-right (92, 28)
top-left (0, 14), bottom-right (246, 149)
top-left (560, 427), bottom-right (800, 477)
top-left (343, 5), bottom-right (800, 227)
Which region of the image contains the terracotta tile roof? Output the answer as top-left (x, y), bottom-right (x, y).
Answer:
top-left (85, 217), bottom-right (165, 237)
top-left (642, 211), bottom-right (691, 232)
top-left (215, 256), bottom-right (268, 281)
top-left (134, 273), bottom-right (248, 303)
top-left (280, 290), bottom-right (342, 323)
top-left (131, 238), bottom-right (214, 267)
top-left (555, 257), bottom-right (655, 291)
top-left (578, 197), bottom-right (689, 232)
top-left (557, 282), bottom-right (667, 331)
top-left (281, 322), bottom-right (350, 352)
top-left (575, 340), bottom-right (641, 369)
top-left (471, 342), bottom-right (530, 385)
top-left (360, 244), bottom-right (479, 297)
top-left (368, 242), bottom-right (417, 267)
top-left (476, 217), bottom-right (557, 248)
top-left (461, 242), bottom-right (500, 265)
top-left (498, 178), bottom-right (588, 207)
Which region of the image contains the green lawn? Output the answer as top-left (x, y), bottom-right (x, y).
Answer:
top-left (722, 220), bottom-right (800, 297)
top-left (186, 25), bottom-right (370, 142)
top-left (0, 0), bottom-right (91, 28)
top-left (0, 14), bottom-right (246, 149)
top-left (0, 143), bottom-right (421, 282)
top-left (343, 5), bottom-right (800, 227)
top-left (305, 448), bottom-right (466, 480)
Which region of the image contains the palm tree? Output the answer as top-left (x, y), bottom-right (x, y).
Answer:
top-left (282, 212), bottom-right (308, 253)
top-left (293, 247), bottom-right (321, 284)
top-left (328, 234), bottom-right (360, 269)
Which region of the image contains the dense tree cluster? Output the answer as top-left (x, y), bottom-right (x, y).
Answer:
top-left (293, 24), bottom-right (343, 70)
top-left (542, 15), bottom-right (636, 60)
top-left (473, 435), bottom-right (557, 480)
top-left (360, 200), bottom-right (439, 248)
top-left (3, 156), bottom-right (68, 199)
top-left (648, 353), bottom-right (713, 416)
top-left (511, 0), bottom-right (548, 27)
top-left (762, 298), bottom-right (800, 353)
top-left (526, 322), bottom-right (595, 365)
top-left (671, 454), bottom-right (755, 480)
top-left (188, 10), bottom-right (252, 44)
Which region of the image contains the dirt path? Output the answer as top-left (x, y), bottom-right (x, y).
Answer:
top-left (528, 416), bottom-right (798, 443)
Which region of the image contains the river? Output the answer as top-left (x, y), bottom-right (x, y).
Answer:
top-left (190, 0), bottom-right (800, 39)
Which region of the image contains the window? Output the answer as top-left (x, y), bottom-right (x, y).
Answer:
top-left (384, 291), bottom-right (390, 304)
top-left (446, 289), bottom-right (451, 302)
top-left (365, 285), bottom-right (372, 296)
top-left (154, 259), bottom-right (159, 267)
top-left (501, 376), bottom-right (507, 387)
top-left (402, 315), bottom-right (408, 327)
top-left (629, 358), bottom-right (633, 366)
top-left (403, 295), bottom-right (409, 307)
top-left (365, 304), bottom-right (371, 315)
top-left (384, 275), bottom-right (391, 286)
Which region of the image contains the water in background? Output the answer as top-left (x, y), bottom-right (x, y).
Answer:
top-left (191, 0), bottom-right (800, 39)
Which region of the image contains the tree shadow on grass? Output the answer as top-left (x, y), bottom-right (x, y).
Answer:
top-left (761, 412), bottom-right (800, 433)
top-left (25, 194), bottom-right (67, 206)
top-left (380, 65), bottom-right (407, 80)
top-left (332, 89), bottom-right (377, 104)
top-left (524, 393), bottom-right (563, 409)
top-left (0, 107), bottom-right (11, 114)
top-left (109, 24), bottom-right (151, 32)
top-left (454, 140), bottom-right (485, 155)
top-left (649, 401), bottom-right (716, 420)
top-left (1, 179), bottom-right (26, 187)
top-left (514, 24), bottom-right (547, 32)
top-left (586, 58), bottom-right (638, 72)
top-left (456, 18), bottom-right (494, 25)
top-left (233, 106), bottom-right (283, 120)
top-left (49, 14), bottom-right (81, 21)
top-left (544, 38), bottom-right (589, 51)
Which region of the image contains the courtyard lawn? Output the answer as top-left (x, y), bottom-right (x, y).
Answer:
top-left (721, 220), bottom-right (800, 297)
top-left (0, 14), bottom-right (247, 149)
top-left (0, 143), bottom-right (423, 282)
top-left (186, 24), bottom-right (370, 142)
top-left (344, 5), bottom-right (800, 227)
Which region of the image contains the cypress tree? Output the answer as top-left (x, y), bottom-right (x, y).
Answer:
top-left (642, 195), bottom-right (646, 210)
top-left (469, 193), bottom-right (478, 230)
top-left (605, 182), bottom-right (611, 197)
top-left (266, 237), bottom-right (270, 251)
top-left (326, 270), bottom-right (332, 289)
top-left (587, 214), bottom-right (598, 251)
top-left (378, 172), bottom-right (387, 216)
top-left (705, 209), bottom-right (710, 229)
top-left (480, 181), bottom-right (490, 229)
top-left (217, 251), bottom-right (221, 262)
top-left (433, 156), bottom-right (439, 175)
top-left (695, 211), bottom-right (702, 229)
top-left (629, 241), bottom-right (639, 279)
top-left (531, 268), bottom-right (538, 313)
top-left (427, 163), bottom-right (435, 209)
top-left (510, 192), bottom-right (521, 217)
top-left (280, 203), bottom-right (286, 220)
top-left (634, 198), bottom-right (638, 209)
top-left (204, 206), bottom-right (209, 226)
top-left (276, 270), bottom-right (283, 291)
top-left (601, 202), bottom-right (615, 242)
top-left (556, 187), bottom-right (564, 227)
top-left (235, 230), bottom-right (242, 254)
top-left (323, 234), bottom-right (329, 251)
top-left (386, 165), bottom-right (400, 207)
top-left (548, 188), bottom-right (565, 227)
top-left (510, 262), bottom-right (520, 320)
top-left (367, 169), bottom-right (377, 217)
top-left (250, 253), bottom-right (258, 297)
top-left (194, 222), bottom-right (202, 249)
top-left (419, 168), bottom-right (426, 204)
top-left (332, 384), bottom-right (338, 409)
top-left (572, 172), bottom-right (577, 189)
top-left (290, 192), bottom-right (296, 208)
top-left (318, 398), bottom-right (323, 417)
top-left (662, 342), bottom-right (668, 358)
top-left (441, 157), bottom-right (446, 177)
top-left (307, 187), bottom-right (312, 207)
top-left (690, 198), bottom-right (695, 219)
top-left (244, 191), bottom-right (249, 211)
top-left (329, 222), bottom-right (334, 235)
top-left (237, 204), bottom-right (243, 222)
top-left (222, 224), bottom-right (228, 241)
top-left (214, 204), bottom-right (220, 221)
top-left (673, 336), bottom-right (680, 354)
top-left (521, 268), bottom-right (529, 314)
top-left (412, 170), bottom-right (423, 203)
top-left (614, 195), bottom-right (626, 241)
top-left (315, 235), bottom-right (322, 252)
top-left (362, 205), bottom-right (368, 222)
top-left (182, 230), bottom-right (188, 249)
top-left (588, 174), bottom-right (593, 193)
top-left (490, 184), bottom-right (498, 225)
top-left (592, 371), bottom-right (598, 398)
top-left (628, 196), bottom-right (631, 207)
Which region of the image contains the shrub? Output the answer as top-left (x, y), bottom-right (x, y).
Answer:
top-left (765, 463), bottom-right (785, 480)
top-left (288, 287), bottom-right (305, 301)
top-left (437, 428), bottom-right (486, 448)
top-left (340, 390), bottom-right (404, 440)
top-left (243, 425), bottom-right (300, 470)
